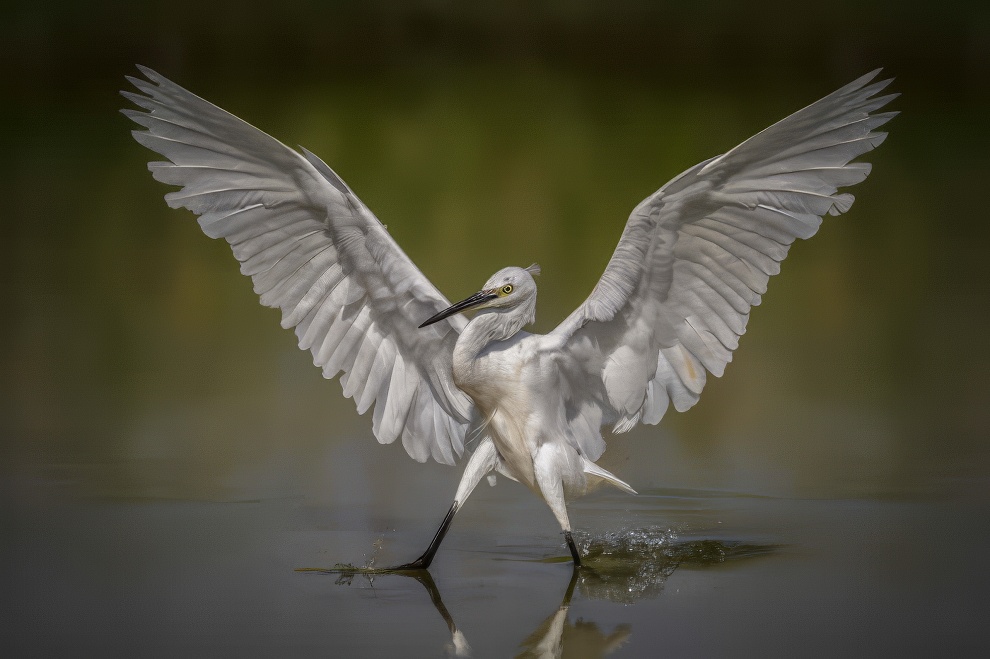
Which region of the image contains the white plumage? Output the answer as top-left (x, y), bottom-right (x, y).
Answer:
top-left (124, 67), bottom-right (895, 567)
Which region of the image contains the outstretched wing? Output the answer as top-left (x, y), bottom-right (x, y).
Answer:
top-left (550, 70), bottom-right (896, 457)
top-left (122, 66), bottom-right (473, 465)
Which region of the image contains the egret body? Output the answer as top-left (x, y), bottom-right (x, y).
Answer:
top-left (123, 67), bottom-right (896, 567)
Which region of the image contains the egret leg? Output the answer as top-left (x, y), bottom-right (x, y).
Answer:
top-left (564, 531), bottom-right (582, 567)
top-left (534, 444), bottom-right (583, 567)
top-left (391, 502), bottom-right (459, 570)
top-left (389, 437), bottom-right (500, 571)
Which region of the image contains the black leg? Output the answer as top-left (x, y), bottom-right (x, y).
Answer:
top-left (390, 502), bottom-right (459, 570)
top-left (564, 530), bottom-right (582, 567)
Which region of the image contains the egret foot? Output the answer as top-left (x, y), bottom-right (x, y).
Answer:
top-left (564, 530), bottom-right (582, 567)
top-left (389, 501), bottom-right (459, 571)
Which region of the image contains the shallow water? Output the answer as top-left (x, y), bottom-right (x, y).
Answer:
top-left (3, 480), bottom-right (987, 657)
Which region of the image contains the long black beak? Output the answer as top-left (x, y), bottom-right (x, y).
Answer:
top-left (419, 290), bottom-right (496, 328)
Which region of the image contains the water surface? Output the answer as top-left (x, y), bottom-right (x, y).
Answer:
top-left (3, 482), bottom-right (987, 656)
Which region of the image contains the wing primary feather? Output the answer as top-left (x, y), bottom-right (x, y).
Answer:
top-left (550, 71), bottom-right (895, 432)
top-left (123, 67), bottom-right (474, 465)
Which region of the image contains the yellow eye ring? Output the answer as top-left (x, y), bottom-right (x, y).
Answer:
top-left (500, 284), bottom-right (514, 296)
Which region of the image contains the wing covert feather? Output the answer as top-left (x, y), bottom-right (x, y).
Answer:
top-left (551, 70), bottom-right (896, 441)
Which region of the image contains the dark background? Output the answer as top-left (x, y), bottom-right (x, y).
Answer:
top-left (3, 0), bottom-right (987, 498)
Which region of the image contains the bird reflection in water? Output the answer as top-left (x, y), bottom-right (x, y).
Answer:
top-left (515, 569), bottom-right (631, 659)
top-left (311, 528), bottom-right (777, 657)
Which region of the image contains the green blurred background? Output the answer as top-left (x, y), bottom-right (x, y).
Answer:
top-left (2, 0), bottom-right (988, 507)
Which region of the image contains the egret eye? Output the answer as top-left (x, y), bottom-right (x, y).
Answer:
top-left (501, 284), bottom-right (514, 296)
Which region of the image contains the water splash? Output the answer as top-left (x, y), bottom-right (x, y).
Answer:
top-left (570, 527), bottom-right (779, 603)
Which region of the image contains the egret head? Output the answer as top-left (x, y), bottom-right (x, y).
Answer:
top-left (419, 264), bottom-right (540, 328)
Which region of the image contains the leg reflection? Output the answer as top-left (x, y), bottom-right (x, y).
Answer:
top-left (315, 566), bottom-right (471, 657)
top-left (406, 570), bottom-right (471, 658)
top-left (316, 565), bottom-right (632, 658)
top-left (516, 567), bottom-right (631, 659)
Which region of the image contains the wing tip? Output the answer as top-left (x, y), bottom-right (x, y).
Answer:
top-left (848, 67), bottom-right (886, 91)
top-left (133, 65), bottom-right (172, 90)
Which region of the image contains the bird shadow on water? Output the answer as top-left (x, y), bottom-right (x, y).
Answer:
top-left (301, 527), bottom-right (780, 657)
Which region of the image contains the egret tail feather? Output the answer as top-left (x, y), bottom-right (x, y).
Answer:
top-left (582, 458), bottom-right (637, 495)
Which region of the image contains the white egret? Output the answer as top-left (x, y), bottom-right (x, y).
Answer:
top-left (123, 67), bottom-right (895, 568)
